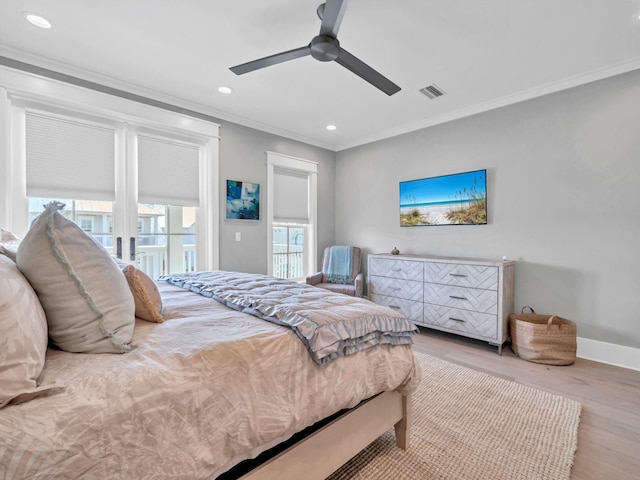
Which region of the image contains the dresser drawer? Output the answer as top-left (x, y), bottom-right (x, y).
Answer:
top-left (423, 304), bottom-right (498, 341)
top-left (424, 263), bottom-right (498, 290)
top-left (369, 257), bottom-right (423, 281)
top-left (424, 283), bottom-right (498, 314)
top-left (370, 294), bottom-right (423, 322)
top-left (369, 276), bottom-right (422, 302)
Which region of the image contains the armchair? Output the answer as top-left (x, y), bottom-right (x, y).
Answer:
top-left (306, 246), bottom-right (363, 297)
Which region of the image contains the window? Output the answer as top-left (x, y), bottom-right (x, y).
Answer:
top-left (136, 133), bottom-right (201, 277)
top-left (273, 224), bottom-right (305, 280)
top-left (24, 111), bottom-right (117, 250)
top-left (28, 198), bottom-right (113, 249)
top-left (266, 152), bottom-right (318, 279)
top-left (137, 204), bottom-right (197, 278)
top-left (0, 74), bottom-right (220, 275)
top-left (79, 217), bottom-right (93, 233)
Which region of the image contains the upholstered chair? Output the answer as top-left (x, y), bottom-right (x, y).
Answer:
top-left (306, 246), bottom-right (363, 297)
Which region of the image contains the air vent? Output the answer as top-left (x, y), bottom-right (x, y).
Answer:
top-left (419, 84), bottom-right (446, 100)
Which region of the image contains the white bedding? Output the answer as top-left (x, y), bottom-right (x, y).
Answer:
top-left (0, 282), bottom-right (421, 480)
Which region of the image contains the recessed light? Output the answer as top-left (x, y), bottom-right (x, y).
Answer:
top-left (23, 12), bottom-right (53, 29)
top-left (217, 86), bottom-right (234, 94)
top-left (326, 124), bottom-right (337, 131)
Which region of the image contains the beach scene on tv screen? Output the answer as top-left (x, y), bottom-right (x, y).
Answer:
top-left (400, 170), bottom-right (487, 226)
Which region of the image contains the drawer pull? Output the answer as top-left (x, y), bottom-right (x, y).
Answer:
top-left (449, 295), bottom-right (467, 300)
top-left (449, 273), bottom-right (467, 278)
top-left (392, 268), bottom-right (403, 272)
top-left (389, 305), bottom-right (401, 310)
top-left (449, 317), bottom-right (466, 323)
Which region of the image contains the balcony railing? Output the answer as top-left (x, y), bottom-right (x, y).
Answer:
top-left (104, 243), bottom-right (196, 280)
top-left (273, 245), bottom-right (304, 281)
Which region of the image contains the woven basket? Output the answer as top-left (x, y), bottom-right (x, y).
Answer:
top-left (509, 306), bottom-right (577, 365)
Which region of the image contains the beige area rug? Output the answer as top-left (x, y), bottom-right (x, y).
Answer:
top-left (329, 352), bottom-right (581, 480)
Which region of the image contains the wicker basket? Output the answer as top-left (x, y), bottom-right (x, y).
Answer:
top-left (509, 306), bottom-right (577, 365)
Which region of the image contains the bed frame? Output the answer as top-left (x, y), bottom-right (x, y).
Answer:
top-left (240, 390), bottom-right (412, 480)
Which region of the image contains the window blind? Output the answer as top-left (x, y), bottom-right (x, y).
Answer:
top-left (137, 135), bottom-right (200, 207)
top-left (25, 111), bottom-right (116, 200)
top-left (273, 167), bottom-right (309, 223)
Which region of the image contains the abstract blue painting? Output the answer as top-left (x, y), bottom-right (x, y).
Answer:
top-left (226, 180), bottom-right (260, 220)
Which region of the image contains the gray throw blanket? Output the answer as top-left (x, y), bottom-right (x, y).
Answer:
top-left (160, 270), bottom-right (418, 364)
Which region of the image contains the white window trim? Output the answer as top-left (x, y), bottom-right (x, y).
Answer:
top-left (266, 151), bottom-right (318, 277)
top-left (0, 66), bottom-right (220, 270)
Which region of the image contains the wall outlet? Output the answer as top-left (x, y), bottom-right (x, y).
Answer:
top-left (235, 232), bottom-right (241, 242)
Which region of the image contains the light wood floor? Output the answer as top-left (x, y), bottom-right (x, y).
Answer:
top-left (411, 328), bottom-right (640, 480)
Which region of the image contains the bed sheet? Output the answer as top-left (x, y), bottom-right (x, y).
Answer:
top-left (0, 282), bottom-right (420, 480)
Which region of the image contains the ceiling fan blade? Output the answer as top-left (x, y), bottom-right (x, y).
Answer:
top-left (335, 48), bottom-right (401, 96)
top-left (230, 46), bottom-right (311, 75)
top-left (319, 0), bottom-right (349, 37)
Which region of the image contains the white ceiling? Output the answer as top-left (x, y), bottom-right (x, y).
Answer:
top-left (1, 1), bottom-right (640, 151)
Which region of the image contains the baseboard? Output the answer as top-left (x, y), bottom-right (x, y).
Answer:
top-left (577, 337), bottom-right (640, 372)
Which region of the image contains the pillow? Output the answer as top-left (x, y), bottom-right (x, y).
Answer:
top-left (16, 202), bottom-right (135, 354)
top-left (113, 258), bottom-right (164, 323)
top-left (0, 228), bottom-right (21, 262)
top-left (0, 255), bottom-right (57, 408)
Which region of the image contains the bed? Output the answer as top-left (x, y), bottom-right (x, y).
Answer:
top-left (0, 205), bottom-right (421, 480)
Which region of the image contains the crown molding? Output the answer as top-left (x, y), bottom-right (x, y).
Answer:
top-left (3, 46), bottom-right (639, 153)
top-left (0, 47), bottom-right (335, 151)
top-left (335, 57), bottom-right (640, 151)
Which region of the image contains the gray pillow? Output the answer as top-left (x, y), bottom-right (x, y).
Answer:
top-left (16, 202), bottom-right (135, 353)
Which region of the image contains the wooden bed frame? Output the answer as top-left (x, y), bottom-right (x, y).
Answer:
top-left (241, 390), bottom-right (412, 480)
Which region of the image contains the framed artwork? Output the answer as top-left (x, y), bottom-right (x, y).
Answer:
top-left (226, 180), bottom-right (260, 220)
top-left (400, 169), bottom-right (487, 226)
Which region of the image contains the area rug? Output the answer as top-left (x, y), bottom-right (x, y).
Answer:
top-left (328, 352), bottom-right (581, 480)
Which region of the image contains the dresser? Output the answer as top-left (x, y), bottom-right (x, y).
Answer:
top-left (368, 254), bottom-right (515, 354)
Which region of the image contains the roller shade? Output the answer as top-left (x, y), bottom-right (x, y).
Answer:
top-left (25, 111), bottom-right (116, 200)
top-left (273, 167), bottom-right (309, 223)
top-left (137, 135), bottom-right (200, 207)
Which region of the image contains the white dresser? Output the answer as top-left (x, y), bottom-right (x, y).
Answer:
top-left (368, 254), bottom-right (515, 354)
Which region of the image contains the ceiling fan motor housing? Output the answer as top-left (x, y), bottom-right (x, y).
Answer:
top-left (310, 35), bottom-right (340, 62)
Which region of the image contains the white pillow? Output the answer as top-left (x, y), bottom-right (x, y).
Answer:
top-left (16, 202), bottom-right (136, 354)
top-left (0, 255), bottom-right (56, 408)
top-left (0, 228), bottom-right (21, 262)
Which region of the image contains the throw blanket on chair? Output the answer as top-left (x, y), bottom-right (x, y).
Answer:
top-left (327, 245), bottom-right (353, 284)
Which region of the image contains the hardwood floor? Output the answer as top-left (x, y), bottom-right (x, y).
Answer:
top-left (411, 327), bottom-right (640, 480)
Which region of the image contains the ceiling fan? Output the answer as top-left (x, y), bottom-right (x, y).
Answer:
top-left (229, 0), bottom-right (401, 96)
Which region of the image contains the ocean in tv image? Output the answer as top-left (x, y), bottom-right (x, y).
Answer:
top-left (400, 170), bottom-right (487, 226)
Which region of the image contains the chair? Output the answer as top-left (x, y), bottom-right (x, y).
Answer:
top-left (306, 246), bottom-right (363, 297)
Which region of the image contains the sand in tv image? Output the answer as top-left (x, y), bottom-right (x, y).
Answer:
top-left (400, 170), bottom-right (487, 226)
top-left (226, 180), bottom-right (260, 220)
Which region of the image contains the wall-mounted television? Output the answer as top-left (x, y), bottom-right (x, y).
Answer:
top-left (399, 169), bottom-right (487, 226)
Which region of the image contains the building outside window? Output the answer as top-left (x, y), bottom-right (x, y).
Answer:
top-left (28, 198), bottom-right (113, 248)
top-left (28, 199), bottom-right (195, 279)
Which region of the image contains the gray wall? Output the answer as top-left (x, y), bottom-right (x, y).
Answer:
top-left (335, 69), bottom-right (640, 349)
top-left (218, 121), bottom-right (336, 273)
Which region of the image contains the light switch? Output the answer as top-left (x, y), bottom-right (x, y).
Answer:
top-left (235, 232), bottom-right (241, 242)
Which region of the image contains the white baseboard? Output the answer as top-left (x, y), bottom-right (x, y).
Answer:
top-left (577, 337), bottom-right (640, 372)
